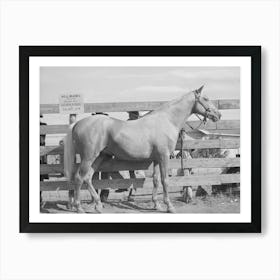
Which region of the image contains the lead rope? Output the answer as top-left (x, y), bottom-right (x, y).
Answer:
top-left (180, 130), bottom-right (184, 172)
top-left (179, 129), bottom-right (188, 173)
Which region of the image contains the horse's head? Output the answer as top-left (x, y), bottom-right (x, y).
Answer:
top-left (192, 85), bottom-right (221, 122)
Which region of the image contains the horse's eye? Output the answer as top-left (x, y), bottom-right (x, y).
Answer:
top-left (204, 97), bottom-right (209, 101)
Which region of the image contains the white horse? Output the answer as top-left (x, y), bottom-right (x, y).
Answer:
top-left (64, 86), bottom-right (221, 213)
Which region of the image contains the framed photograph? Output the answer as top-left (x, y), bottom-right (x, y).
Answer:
top-left (20, 46), bottom-right (261, 233)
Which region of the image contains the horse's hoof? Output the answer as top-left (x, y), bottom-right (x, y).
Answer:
top-left (77, 207), bottom-right (85, 213)
top-left (127, 196), bottom-right (135, 202)
top-left (167, 206), bottom-right (176, 213)
top-left (67, 203), bottom-right (75, 211)
top-left (95, 203), bottom-right (103, 213)
top-left (186, 198), bottom-right (192, 204)
top-left (154, 203), bottom-right (164, 212)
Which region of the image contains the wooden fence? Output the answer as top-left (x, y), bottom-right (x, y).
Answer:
top-left (40, 100), bottom-right (240, 192)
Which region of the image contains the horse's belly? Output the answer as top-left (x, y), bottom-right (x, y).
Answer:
top-left (107, 141), bottom-right (154, 160)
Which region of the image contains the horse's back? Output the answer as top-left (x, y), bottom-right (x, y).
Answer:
top-left (73, 115), bottom-right (122, 135)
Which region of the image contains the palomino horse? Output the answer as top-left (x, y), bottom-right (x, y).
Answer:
top-left (64, 85), bottom-right (221, 213)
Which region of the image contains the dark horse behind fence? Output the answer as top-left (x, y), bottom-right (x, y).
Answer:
top-left (64, 86), bottom-right (221, 213)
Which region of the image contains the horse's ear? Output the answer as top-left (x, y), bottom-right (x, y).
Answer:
top-left (196, 85), bottom-right (204, 94)
top-left (194, 85), bottom-right (204, 98)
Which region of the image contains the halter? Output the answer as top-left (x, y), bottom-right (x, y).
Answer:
top-left (185, 89), bottom-right (211, 130)
top-left (194, 89), bottom-right (212, 122)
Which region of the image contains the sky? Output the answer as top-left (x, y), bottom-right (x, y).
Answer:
top-left (40, 66), bottom-right (240, 145)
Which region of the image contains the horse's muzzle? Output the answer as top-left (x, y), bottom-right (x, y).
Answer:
top-left (208, 110), bottom-right (221, 122)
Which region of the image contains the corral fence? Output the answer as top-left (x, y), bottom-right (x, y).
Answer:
top-left (40, 99), bottom-right (240, 195)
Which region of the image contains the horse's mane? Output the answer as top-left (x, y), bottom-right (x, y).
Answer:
top-left (141, 91), bottom-right (191, 118)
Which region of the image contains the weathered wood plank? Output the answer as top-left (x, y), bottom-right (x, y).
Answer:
top-left (216, 120), bottom-right (240, 130)
top-left (184, 120), bottom-right (240, 131)
top-left (218, 99), bottom-right (240, 110)
top-left (40, 174), bottom-right (240, 191)
top-left (40, 125), bottom-right (68, 135)
top-left (84, 102), bottom-right (165, 113)
top-left (186, 130), bottom-right (240, 139)
top-left (40, 104), bottom-right (60, 114)
top-left (40, 158), bottom-right (240, 175)
top-left (196, 129), bottom-right (240, 136)
top-left (40, 139), bottom-right (240, 156)
top-left (177, 139), bottom-right (240, 149)
top-left (40, 146), bottom-right (63, 156)
top-left (40, 99), bottom-right (240, 114)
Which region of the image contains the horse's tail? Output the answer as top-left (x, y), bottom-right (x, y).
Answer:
top-left (64, 124), bottom-right (76, 181)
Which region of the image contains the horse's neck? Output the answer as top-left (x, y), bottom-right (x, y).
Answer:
top-left (166, 92), bottom-right (195, 131)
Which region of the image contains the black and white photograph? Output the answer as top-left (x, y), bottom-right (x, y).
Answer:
top-left (20, 46), bottom-right (261, 232)
top-left (40, 66), bottom-right (240, 215)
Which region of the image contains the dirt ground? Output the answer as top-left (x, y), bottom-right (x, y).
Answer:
top-left (41, 187), bottom-right (240, 214)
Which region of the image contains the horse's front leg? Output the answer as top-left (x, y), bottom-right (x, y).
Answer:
top-left (159, 154), bottom-right (176, 213)
top-left (152, 161), bottom-right (163, 211)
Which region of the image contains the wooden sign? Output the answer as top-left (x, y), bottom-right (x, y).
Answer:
top-left (59, 94), bottom-right (84, 114)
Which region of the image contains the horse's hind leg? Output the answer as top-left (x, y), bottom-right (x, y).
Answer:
top-left (73, 158), bottom-right (100, 213)
top-left (84, 154), bottom-right (108, 213)
top-left (73, 166), bottom-right (85, 213)
top-left (159, 155), bottom-right (176, 213)
top-left (86, 175), bottom-right (103, 213)
top-left (152, 161), bottom-right (163, 211)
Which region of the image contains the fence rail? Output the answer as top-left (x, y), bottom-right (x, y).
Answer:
top-left (41, 174), bottom-right (240, 191)
top-left (41, 158), bottom-right (240, 175)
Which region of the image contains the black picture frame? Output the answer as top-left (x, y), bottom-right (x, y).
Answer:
top-left (20, 46), bottom-right (261, 233)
